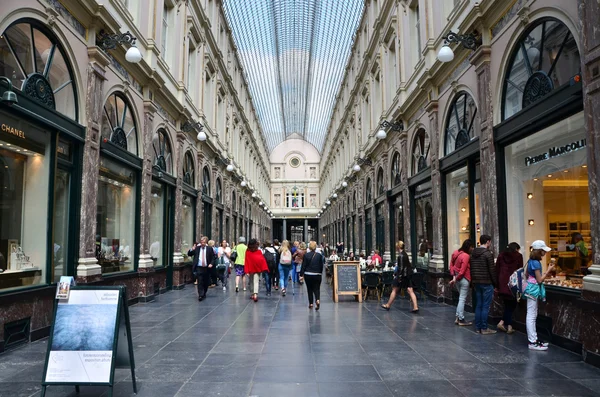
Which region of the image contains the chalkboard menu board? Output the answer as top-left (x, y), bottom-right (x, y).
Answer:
top-left (333, 262), bottom-right (362, 303)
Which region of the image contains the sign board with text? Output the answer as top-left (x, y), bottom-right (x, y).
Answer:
top-left (41, 286), bottom-right (137, 397)
top-left (333, 261), bottom-right (362, 303)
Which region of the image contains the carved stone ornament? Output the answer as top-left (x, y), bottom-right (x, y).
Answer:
top-left (23, 73), bottom-right (56, 109)
top-left (518, 6), bottom-right (530, 26)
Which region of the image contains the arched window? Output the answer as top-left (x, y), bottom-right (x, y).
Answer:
top-left (445, 92), bottom-right (478, 155)
top-left (0, 19), bottom-right (78, 119)
top-left (216, 178), bottom-right (222, 203)
top-left (502, 18), bottom-right (580, 120)
top-left (353, 191), bottom-right (357, 210)
top-left (376, 168), bottom-right (385, 195)
top-left (152, 129), bottom-right (172, 174)
top-left (391, 152), bottom-right (401, 186)
top-left (365, 178), bottom-right (372, 203)
top-left (232, 191), bottom-right (237, 211)
top-left (202, 166), bottom-right (211, 196)
top-left (182, 151), bottom-right (195, 186)
top-left (102, 93), bottom-right (138, 155)
top-left (412, 129), bottom-right (430, 174)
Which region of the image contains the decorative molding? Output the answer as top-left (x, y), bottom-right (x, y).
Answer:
top-left (46, 0), bottom-right (85, 37)
top-left (490, 0), bottom-right (527, 38)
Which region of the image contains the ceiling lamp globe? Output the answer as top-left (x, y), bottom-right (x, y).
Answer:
top-left (376, 129), bottom-right (387, 140)
top-left (226, 164), bottom-right (234, 172)
top-left (332, 193), bottom-right (338, 198)
top-left (353, 164), bottom-right (361, 172)
top-left (326, 200), bottom-right (331, 205)
top-left (322, 205), bottom-right (326, 209)
top-left (241, 180), bottom-right (246, 187)
top-left (437, 45), bottom-right (454, 63)
top-left (259, 201), bottom-right (263, 206)
top-left (342, 181), bottom-right (348, 187)
top-left (125, 46), bottom-right (143, 63)
top-left (197, 130), bottom-right (207, 141)
top-left (252, 193), bottom-right (256, 198)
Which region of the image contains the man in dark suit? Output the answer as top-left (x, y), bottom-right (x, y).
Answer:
top-left (192, 236), bottom-right (215, 301)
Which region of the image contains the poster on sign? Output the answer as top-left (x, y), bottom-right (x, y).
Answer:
top-left (44, 289), bottom-right (119, 383)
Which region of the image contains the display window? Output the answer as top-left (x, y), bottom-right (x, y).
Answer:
top-left (96, 156), bottom-right (136, 274)
top-left (150, 181), bottom-right (166, 267)
top-left (0, 134), bottom-right (50, 291)
top-left (181, 195), bottom-right (195, 264)
top-left (413, 181), bottom-right (433, 270)
top-left (504, 112), bottom-right (590, 290)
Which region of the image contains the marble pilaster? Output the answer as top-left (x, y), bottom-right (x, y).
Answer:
top-left (426, 100), bottom-right (444, 271)
top-left (77, 48), bottom-right (109, 280)
top-left (138, 101), bottom-right (157, 270)
top-left (172, 133), bottom-right (185, 266)
top-left (283, 218), bottom-right (287, 241)
top-left (304, 218), bottom-right (308, 243)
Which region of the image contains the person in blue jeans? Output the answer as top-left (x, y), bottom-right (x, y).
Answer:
top-left (469, 235), bottom-right (498, 335)
top-left (278, 240), bottom-right (293, 296)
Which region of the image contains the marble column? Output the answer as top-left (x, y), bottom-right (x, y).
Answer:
top-left (196, 153), bottom-right (204, 240)
top-left (77, 49), bottom-right (109, 282)
top-left (172, 133), bottom-right (185, 266)
top-left (138, 101), bottom-right (156, 270)
top-left (382, 154), bottom-right (391, 261)
top-left (581, 1), bottom-right (600, 294)
top-left (304, 218), bottom-right (308, 243)
top-left (399, 131), bottom-right (412, 260)
top-left (283, 219), bottom-right (287, 241)
top-left (426, 100), bottom-right (444, 271)
top-left (472, 46), bottom-right (499, 254)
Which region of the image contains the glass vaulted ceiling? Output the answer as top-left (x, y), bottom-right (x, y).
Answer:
top-left (223, 0), bottom-right (364, 152)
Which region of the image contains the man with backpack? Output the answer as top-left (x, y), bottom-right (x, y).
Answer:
top-left (263, 241), bottom-right (277, 297)
top-left (470, 235), bottom-right (498, 335)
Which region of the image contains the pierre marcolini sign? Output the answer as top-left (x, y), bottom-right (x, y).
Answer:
top-left (525, 138), bottom-right (587, 167)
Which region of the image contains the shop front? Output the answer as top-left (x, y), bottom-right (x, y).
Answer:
top-left (409, 128), bottom-right (432, 271)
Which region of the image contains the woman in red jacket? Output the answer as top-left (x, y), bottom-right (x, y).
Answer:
top-left (244, 238), bottom-right (269, 302)
top-left (496, 242), bottom-right (523, 334)
top-left (449, 239), bottom-right (474, 326)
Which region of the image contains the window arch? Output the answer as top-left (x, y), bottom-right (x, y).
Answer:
top-left (502, 18), bottom-right (580, 120)
top-left (445, 91), bottom-right (478, 155)
top-left (353, 191), bottom-right (357, 210)
top-left (391, 152), bottom-right (401, 186)
top-left (232, 191), bottom-right (237, 211)
top-left (411, 129), bottom-right (430, 174)
top-left (0, 19), bottom-right (78, 120)
top-left (365, 178), bottom-right (372, 203)
top-left (202, 166), bottom-right (211, 196)
top-left (376, 167), bottom-right (385, 195)
top-left (216, 178), bottom-right (222, 203)
top-left (152, 129), bottom-right (173, 174)
top-left (102, 92), bottom-right (138, 155)
top-left (182, 151), bottom-right (195, 186)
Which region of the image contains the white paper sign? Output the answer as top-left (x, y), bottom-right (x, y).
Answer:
top-left (44, 289), bottom-right (120, 384)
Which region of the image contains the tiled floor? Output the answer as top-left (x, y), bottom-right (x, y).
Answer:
top-left (1, 281), bottom-right (600, 397)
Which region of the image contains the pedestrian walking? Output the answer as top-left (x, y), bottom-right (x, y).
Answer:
top-left (381, 241), bottom-right (419, 312)
top-left (191, 236), bottom-right (216, 302)
top-left (293, 242), bottom-right (307, 285)
top-left (244, 238), bottom-right (268, 302)
top-left (234, 237), bottom-right (248, 293)
top-left (496, 242), bottom-right (523, 334)
top-left (279, 240), bottom-right (293, 296)
top-left (272, 239), bottom-right (281, 290)
top-left (263, 241), bottom-right (277, 296)
top-left (449, 239), bottom-right (474, 326)
top-left (470, 235), bottom-right (497, 334)
top-left (524, 240), bottom-right (554, 350)
top-left (300, 241), bottom-right (324, 310)
top-left (217, 240), bottom-right (231, 291)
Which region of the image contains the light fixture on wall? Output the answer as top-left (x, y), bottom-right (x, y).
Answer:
top-left (342, 181), bottom-right (348, 188)
top-left (241, 180), bottom-right (247, 187)
top-left (322, 205), bottom-right (326, 209)
top-left (458, 180), bottom-right (468, 188)
top-left (97, 30), bottom-right (143, 63)
top-left (461, 207), bottom-right (466, 212)
top-left (528, 219), bottom-right (535, 226)
top-left (461, 226), bottom-right (467, 231)
top-left (226, 163), bottom-right (234, 172)
top-left (0, 77), bottom-right (18, 105)
top-left (326, 200), bottom-right (331, 205)
top-left (332, 193), bottom-right (338, 198)
top-left (437, 30), bottom-right (481, 63)
top-left (527, 193), bottom-right (533, 200)
top-left (182, 119), bottom-right (206, 141)
top-left (259, 201), bottom-right (263, 206)
top-left (353, 164), bottom-right (361, 172)
top-left (264, 205), bottom-right (268, 210)
top-left (376, 120), bottom-right (404, 140)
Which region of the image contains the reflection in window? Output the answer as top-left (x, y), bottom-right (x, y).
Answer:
top-left (182, 195), bottom-right (195, 263)
top-left (183, 151), bottom-right (195, 186)
top-left (414, 181), bottom-right (432, 270)
top-left (149, 181), bottom-right (165, 267)
top-left (0, 139), bottom-right (49, 291)
top-left (152, 129), bottom-right (173, 174)
top-left (216, 178), bottom-right (222, 203)
top-left (102, 93), bottom-right (138, 155)
top-left (0, 21), bottom-right (77, 119)
top-left (53, 169), bottom-right (70, 282)
top-left (376, 168), bottom-right (384, 195)
top-left (502, 18), bottom-right (580, 120)
top-left (96, 156), bottom-right (136, 274)
top-left (412, 129), bottom-right (430, 174)
top-left (391, 152), bottom-right (401, 186)
top-left (365, 178), bottom-right (372, 202)
top-left (445, 92), bottom-right (478, 155)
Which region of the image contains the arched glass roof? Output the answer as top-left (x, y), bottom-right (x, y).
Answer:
top-left (223, 0), bottom-right (364, 152)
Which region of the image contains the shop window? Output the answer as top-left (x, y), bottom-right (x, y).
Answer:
top-left (414, 181), bottom-right (433, 270)
top-left (149, 181), bottom-right (166, 267)
top-left (391, 152), bottom-right (401, 186)
top-left (96, 156), bottom-right (136, 274)
top-left (181, 195), bottom-right (195, 263)
top-left (504, 113), bottom-right (589, 290)
top-left (502, 18), bottom-right (580, 121)
top-left (102, 93), bottom-right (138, 155)
top-left (366, 178), bottom-right (372, 202)
top-left (152, 129), bottom-right (173, 175)
top-left (376, 168), bottom-right (385, 195)
top-left (202, 166), bottom-right (211, 197)
top-left (0, 135), bottom-right (50, 291)
top-left (53, 169), bottom-right (70, 282)
top-left (0, 20), bottom-right (78, 120)
top-left (411, 129), bottom-right (430, 174)
top-left (445, 92), bottom-right (478, 155)
top-left (182, 151), bottom-right (195, 186)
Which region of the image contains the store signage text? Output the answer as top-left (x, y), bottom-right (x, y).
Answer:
top-left (1, 123), bottom-right (25, 139)
top-left (524, 138), bottom-right (587, 167)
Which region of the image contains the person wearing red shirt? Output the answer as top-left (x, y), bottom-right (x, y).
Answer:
top-left (371, 250), bottom-right (383, 267)
top-left (244, 238), bottom-right (269, 302)
top-left (449, 239), bottom-right (474, 326)
top-left (495, 242), bottom-right (523, 334)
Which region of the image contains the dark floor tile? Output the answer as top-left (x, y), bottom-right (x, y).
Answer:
top-left (191, 365), bottom-right (255, 383)
top-left (147, 350), bottom-right (207, 365)
top-left (212, 341), bottom-right (264, 354)
top-left (368, 351), bottom-right (428, 369)
top-left (176, 381), bottom-right (251, 397)
top-left (316, 364), bottom-right (381, 382)
top-left (111, 381), bottom-right (184, 397)
top-left (359, 341), bottom-right (413, 352)
top-left (201, 353), bottom-right (260, 367)
top-left (250, 382), bottom-right (318, 397)
top-left (470, 352), bottom-right (530, 364)
top-left (377, 363), bottom-right (445, 381)
top-left (521, 346), bottom-right (583, 363)
top-left (385, 380), bottom-right (465, 397)
top-left (129, 364), bottom-right (197, 382)
top-left (317, 381), bottom-right (393, 397)
top-left (452, 378), bottom-right (535, 397)
top-left (432, 362), bottom-right (507, 380)
top-left (254, 365), bottom-right (316, 383)
top-left (0, 382), bottom-right (43, 397)
top-left (516, 378), bottom-right (599, 397)
top-left (30, 385), bottom-right (107, 397)
top-left (492, 363), bottom-right (567, 379)
top-left (258, 353), bottom-right (315, 366)
top-left (543, 361), bottom-right (600, 379)
top-left (575, 379), bottom-right (600, 393)
top-left (313, 350), bottom-right (368, 366)
top-left (311, 342), bottom-right (363, 354)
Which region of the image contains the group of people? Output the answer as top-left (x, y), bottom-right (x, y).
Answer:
top-left (188, 236), bottom-right (325, 308)
top-left (448, 235), bottom-right (555, 351)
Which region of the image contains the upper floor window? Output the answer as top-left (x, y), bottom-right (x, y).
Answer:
top-left (502, 18), bottom-right (580, 121)
top-left (152, 129), bottom-right (172, 175)
top-left (412, 128), bottom-right (430, 175)
top-left (286, 186), bottom-right (304, 208)
top-left (366, 178), bottom-right (372, 202)
top-left (102, 92), bottom-right (138, 155)
top-left (182, 151), bottom-right (195, 186)
top-left (376, 168), bottom-right (385, 195)
top-left (202, 166), bottom-right (211, 196)
top-left (232, 191), bottom-right (237, 211)
top-left (445, 92), bottom-right (478, 155)
top-left (391, 152), bottom-right (401, 186)
top-left (216, 178), bottom-right (222, 203)
top-left (161, 4), bottom-right (172, 60)
top-left (0, 20), bottom-right (78, 120)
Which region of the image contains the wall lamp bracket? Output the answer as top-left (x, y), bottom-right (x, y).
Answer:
top-left (443, 30), bottom-right (481, 50)
top-left (98, 30), bottom-right (137, 50)
top-left (0, 77), bottom-right (18, 105)
top-left (380, 120), bottom-right (404, 132)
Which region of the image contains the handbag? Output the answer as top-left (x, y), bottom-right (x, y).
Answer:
top-left (216, 256), bottom-right (227, 271)
top-left (230, 250), bottom-right (238, 263)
